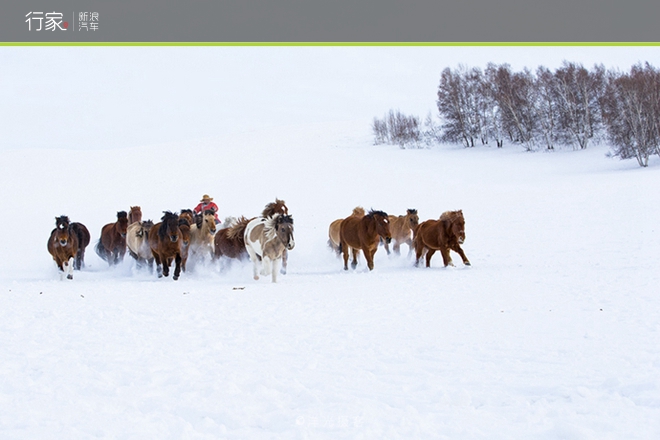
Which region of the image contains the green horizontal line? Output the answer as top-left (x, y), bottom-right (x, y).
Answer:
top-left (2, 42), bottom-right (660, 47)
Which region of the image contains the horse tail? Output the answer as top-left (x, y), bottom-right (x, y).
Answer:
top-left (95, 239), bottom-right (107, 261)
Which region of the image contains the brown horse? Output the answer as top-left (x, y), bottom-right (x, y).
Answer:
top-left (178, 217), bottom-right (192, 273)
top-left (214, 216), bottom-right (251, 261)
top-left (384, 209), bottom-right (419, 256)
top-left (128, 206), bottom-right (142, 225)
top-left (148, 211), bottom-right (185, 280)
top-left (262, 198), bottom-right (288, 217)
top-left (328, 206), bottom-right (365, 255)
top-left (413, 210), bottom-right (470, 268)
top-left (126, 219), bottom-right (155, 270)
top-left (180, 209), bottom-right (195, 227)
top-left (95, 211), bottom-right (129, 266)
top-left (339, 209), bottom-right (391, 271)
top-left (48, 216), bottom-right (86, 279)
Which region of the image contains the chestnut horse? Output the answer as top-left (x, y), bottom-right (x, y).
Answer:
top-left (213, 199), bottom-right (290, 267)
top-left (244, 214), bottom-right (295, 283)
top-left (328, 206), bottom-right (365, 255)
top-left (180, 209), bottom-right (195, 227)
top-left (126, 219), bottom-right (155, 270)
top-left (413, 210), bottom-right (470, 268)
top-left (128, 206), bottom-right (142, 225)
top-left (214, 216), bottom-right (251, 261)
top-left (339, 210), bottom-right (391, 271)
top-left (384, 209), bottom-right (419, 256)
top-left (148, 211), bottom-right (185, 280)
top-left (95, 211), bottom-right (129, 266)
top-left (47, 216), bottom-right (89, 279)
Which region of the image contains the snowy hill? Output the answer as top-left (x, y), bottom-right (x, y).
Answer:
top-left (1, 120), bottom-right (659, 439)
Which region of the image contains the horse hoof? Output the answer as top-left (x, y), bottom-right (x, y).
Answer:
top-left (253, 275), bottom-right (259, 280)
top-left (173, 276), bottom-right (179, 281)
top-left (67, 274), bottom-right (73, 280)
top-left (465, 262), bottom-right (471, 266)
top-left (280, 268), bottom-right (286, 275)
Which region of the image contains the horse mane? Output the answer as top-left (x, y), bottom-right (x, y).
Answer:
top-left (262, 213), bottom-right (293, 240)
top-left (226, 216), bottom-right (250, 240)
top-left (203, 209), bottom-right (215, 216)
top-left (407, 208), bottom-right (418, 215)
top-left (439, 210), bottom-right (463, 222)
top-left (117, 211), bottom-right (128, 219)
top-left (159, 211), bottom-right (179, 240)
top-left (351, 206), bottom-right (366, 217)
top-left (367, 209), bottom-right (388, 219)
top-left (262, 198), bottom-right (287, 217)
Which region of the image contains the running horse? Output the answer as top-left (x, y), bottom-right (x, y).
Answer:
top-left (126, 219), bottom-right (155, 270)
top-left (214, 216), bottom-right (251, 262)
top-left (47, 216), bottom-right (90, 279)
top-left (128, 206), bottom-right (142, 225)
top-left (189, 210), bottom-right (217, 264)
top-left (413, 210), bottom-right (470, 268)
top-left (244, 213), bottom-right (295, 283)
top-left (339, 209), bottom-right (391, 271)
top-left (383, 209), bottom-right (419, 256)
top-left (328, 206), bottom-right (365, 255)
top-left (95, 211), bottom-right (130, 266)
top-left (148, 211), bottom-right (185, 280)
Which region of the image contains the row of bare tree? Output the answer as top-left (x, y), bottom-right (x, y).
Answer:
top-left (373, 62), bottom-right (660, 167)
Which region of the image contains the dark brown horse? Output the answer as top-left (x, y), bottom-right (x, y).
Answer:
top-left (128, 206), bottom-right (142, 225)
top-left (384, 209), bottom-right (419, 256)
top-left (95, 211), bottom-right (129, 266)
top-left (178, 217), bottom-right (191, 273)
top-left (339, 209), bottom-right (392, 271)
top-left (148, 211), bottom-right (185, 280)
top-left (413, 210), bottom-right (470, 268)
top-left (214, 216), bottom-right (251, 261)
top-left (48, 215), bottom-right (86, 279)
top-left (180, 209), bottom-right (195, 227)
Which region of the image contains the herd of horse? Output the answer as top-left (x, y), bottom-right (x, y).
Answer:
top-left (47, 198), bottom-right (470, 282)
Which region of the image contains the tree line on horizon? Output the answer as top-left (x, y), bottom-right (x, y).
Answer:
top-left (372, 61), bottom-right (660, 167)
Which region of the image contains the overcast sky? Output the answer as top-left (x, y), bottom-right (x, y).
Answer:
top-left (2, 46), bottom-right (660, 150)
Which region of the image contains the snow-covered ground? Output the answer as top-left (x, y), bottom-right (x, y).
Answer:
top-left (1, 120), bottom-right (659, 439)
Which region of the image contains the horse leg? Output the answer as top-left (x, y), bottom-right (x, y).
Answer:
top-left (351, 248), bottom-right (359, 269)
top-left (393, 241), bottom-right (401, 255)
top-left (162, 256), bottom-right (172, 277)
top-left (153, 253), bottom-right (163, 278)
top-left (384, 238), bottom-right (391, 255)
top-left (173, 254), bottom-right (181, 281)
top-left (451, 244), bottom-right (471, 266)
top-left (246, 245), bottom-right (260, 280)
top-left (440, 247), bottom-right (454, 267)
top-left (341, 241), bottom-right (350, 271)
top-left (271, 257), bottom-right (280, 283)
top-left (365, 248), bottom-right (375, 271)
top-left (280, 249), bottom-right (287, 275)
top-left (65, 256), bottom-right (74, 279)
top-left (425, 249), bottom-right (437, 268)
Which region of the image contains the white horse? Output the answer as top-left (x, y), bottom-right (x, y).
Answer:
top-left (244, 214), bottom-right (295, 283)
top-left (126, 220), bottom-right (154, 271)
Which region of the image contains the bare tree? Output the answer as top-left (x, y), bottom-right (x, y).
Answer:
top-left (486, 63), bottom-right (538, 151)
top-left (552, 62), bottom-right (605, 149)
top-left (602, 63), bottom-right (660, 167)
